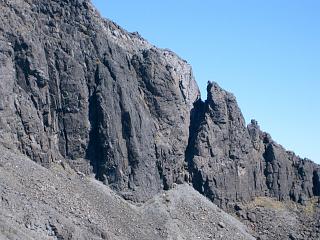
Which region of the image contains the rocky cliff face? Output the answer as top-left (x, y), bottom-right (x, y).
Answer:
top-left (0, 0), bottom-right (199, 202)
top-left (0, 0), bottom-right (319, 239)
top-left (187, 82), bottom-right (320, 209)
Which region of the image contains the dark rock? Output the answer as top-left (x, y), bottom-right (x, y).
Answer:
top-left (0, 0), bottom-right (319, 239)
top-left (187, 81), bottom-right (266, 207)
top-left (247, 212), bottom-right (256, 223)
top-left (0, 0), bottom-right (199, 202)
top-left (289, 233), bottom-right (297, 240)
top-left (2, 0), bottom-right (317, 208)
top-left (187, 81), bottom-right (319, 209)
top-left (218, 222), bottom-right (226, 228)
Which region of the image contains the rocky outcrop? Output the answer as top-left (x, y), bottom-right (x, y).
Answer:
top-left (0, 0), bottom-right (199, 202)
top-left (1, 0), bottom-right (318, 209)
top-left (0, 0), bottom-right (320, 239)
top-left (248, 120), bottom-right (319, 204)
top-left (187, 81), bottom-right (320, 209)
top-left (186, 82), bottom-right (265, 207)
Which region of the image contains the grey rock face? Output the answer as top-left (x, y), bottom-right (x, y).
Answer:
top-left (187, 81), bottom-right (320, 209)
top-left (248, 121), bottom-right (319, 204)
top-left (0, 0), bottom-right (320, 239)
top-left (0, 0), bottom-right (200, 202)
top-left (186, 82), bottom-right (267, 207)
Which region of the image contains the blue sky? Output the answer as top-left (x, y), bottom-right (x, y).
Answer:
top-left (92, 0), bottom-right (320, 163)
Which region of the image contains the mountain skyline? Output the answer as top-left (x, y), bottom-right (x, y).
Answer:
top-left (92, 0), bottom-right (320, 163)
top-left (0, 1), bottom-right (319, 239)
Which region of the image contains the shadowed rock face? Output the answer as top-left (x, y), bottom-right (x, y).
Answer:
top-left (187, 82), bottom-right (320, 209)
top-left (0, 0), bottom-right (320, 239)
top-left (0, 0), bottom-right (200, 202)
top-left (186, 82), bottom-right (265, 207)
top-left (0, 0), bottom-right (319, 206)
top-left (249, 124), bottom-right (319, 204)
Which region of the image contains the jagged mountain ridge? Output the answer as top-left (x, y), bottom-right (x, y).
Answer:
top-left (188, 82), bottom-right (320, 208)
top-left (0, 0), bottom-right (319, 239)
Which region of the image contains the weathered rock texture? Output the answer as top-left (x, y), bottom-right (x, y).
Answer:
top-left (0, 0), bottom-right (199, 202)
top-left (0, 145), bottom-right (255, 240)
top-left (187, 82), bottom-right (320, 210)
top-left (0, 0), bottom-right (319, 239)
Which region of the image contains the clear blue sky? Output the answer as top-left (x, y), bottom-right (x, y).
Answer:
top-left (92, 0), bottom-right (320, 164)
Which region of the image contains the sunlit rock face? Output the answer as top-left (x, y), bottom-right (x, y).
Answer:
top-left (0, 0), bottom-right (200, 202)
top-left (187, 82), bottom-right (319, 208)
top-left (0, 0), bottom-right (319, 205)
top-left (0, 1), bottom-right (319, 239)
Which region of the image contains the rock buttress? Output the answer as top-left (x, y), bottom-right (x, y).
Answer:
top-left (187, 82), bottom-right (320, 208)
top-left (0, 0), bottom-right (200, 201)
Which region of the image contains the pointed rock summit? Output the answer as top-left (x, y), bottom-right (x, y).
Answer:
top-left (187, 81), bottom-right (319, 208)
top-left (0, 0), bottom-right (319, 239)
